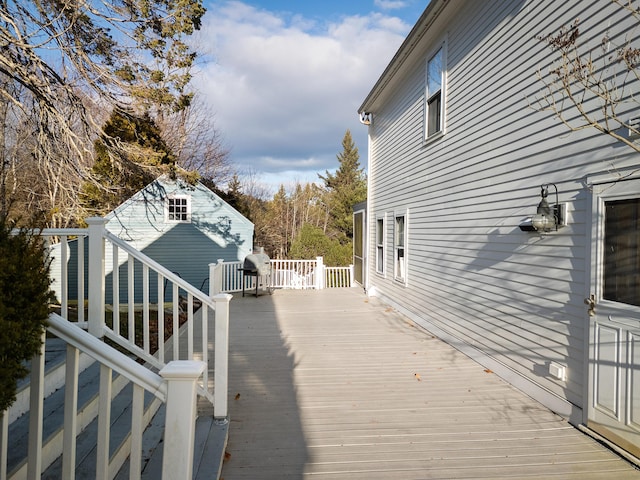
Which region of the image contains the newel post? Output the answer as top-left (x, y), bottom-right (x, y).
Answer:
top-left (349, 264), bottom-right (355, 287)
top-left (315, 256), bottom-right (325, 290)
top-left (209, 259), bottom-right (225, 296)
top-left (86, 217), bottom-right (106, 338)
top-left (160, 360), bottom-right (206, 480)
top-left (213, 293), bottom-right (232, 421)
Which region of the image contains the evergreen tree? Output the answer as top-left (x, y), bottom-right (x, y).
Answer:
top-left (81, 110), bottom-right (178, 216)
top-left (0, 217), bottom-right (51, 411)
top-left (319, 130), bottom-right (367, 242)
top-left (289, 223), bottom-right (352, 267)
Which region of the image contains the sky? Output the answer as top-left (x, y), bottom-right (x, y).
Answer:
top-left (192, 0), bottom-right (426, 193)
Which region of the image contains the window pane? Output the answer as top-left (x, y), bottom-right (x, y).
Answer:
top-left (427, 94), bottom-right (441, 136)
top-left (426, 47), bottom-right (443, 137)
top-left (427, 48), bottom-right (442, 97)
top-left (604, 198), bottom-right (640, 307)
top-left (396, 216), bottom-right (404, 247)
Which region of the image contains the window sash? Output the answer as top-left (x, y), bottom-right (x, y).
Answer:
top-left (426, 46), bottom-right (444, 138)
top-left (167, 196), bottom-right (191, 222)
top-left (376, 218), bottom-right (384, 274)
top-left (394, 215), bottom-right (406, 281)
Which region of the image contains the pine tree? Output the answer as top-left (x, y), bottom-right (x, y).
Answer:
top-left (319, 130), bottom-right (367, 241)
top-left (81, 110), bottom-right (177, 216)
top-left (0, 217), bottom-right (51, 411)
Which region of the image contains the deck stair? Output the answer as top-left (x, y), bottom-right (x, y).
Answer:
top-left (3, 218), bottom-right (232, 479)
top-left (4, 321), bottom-right (228, 479)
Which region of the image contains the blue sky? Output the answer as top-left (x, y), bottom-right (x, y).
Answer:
top-left (193, 1), bottom-right (426, 193)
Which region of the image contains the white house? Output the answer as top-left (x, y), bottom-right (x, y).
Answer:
top-left (358, 0), bottom-right (640, 459)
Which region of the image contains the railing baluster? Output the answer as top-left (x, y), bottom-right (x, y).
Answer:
top-left (27, 332), bottom-right (46, 480)
top-left (61, 236), bottom-right (68, 319)
top-left (77, 236), bottom-right (85, 324)
top-left (96, 365), bottom-right (112, 480)
top-left (128, 255), bottom-right (135, 344)
top-left (62, 344), bottom-right (79, 480)
top-left (1, 403), bottom-right (8, 480)
top-left (113, 244), bottom-right (120, 336)
top-left (201, 305), bottom-right (208, 396)
top-left (187, 294), bottom-right (194, 359)
top-left (129, 384), bottom-right (144, 480)
top-left (157, 273), bottom-right (165, 364)
top-left (143, 265), bottom-right (150, 354)
top-left (172, 283), bottom-right (179, 360)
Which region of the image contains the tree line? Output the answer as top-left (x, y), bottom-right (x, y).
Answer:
top-left (223, 130), bottom-right (366, 266)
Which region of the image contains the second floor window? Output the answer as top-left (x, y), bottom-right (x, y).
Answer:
top-left (426, 46), bottom-right (444, 138)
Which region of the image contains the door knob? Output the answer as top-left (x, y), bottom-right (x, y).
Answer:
top-left (584, 294), bottom-right (596, 317)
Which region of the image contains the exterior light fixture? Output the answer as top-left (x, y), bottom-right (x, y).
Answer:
top-left (519, 183), bottom-right (566, 232)
top-left (359, 112), bottom-right (372, 125)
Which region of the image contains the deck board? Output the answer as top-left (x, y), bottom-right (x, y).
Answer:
top-left (220, 288), bottom-right (640, 479)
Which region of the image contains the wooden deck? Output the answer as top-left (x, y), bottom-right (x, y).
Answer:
top-left (220, 288), bottom-right (640, 480)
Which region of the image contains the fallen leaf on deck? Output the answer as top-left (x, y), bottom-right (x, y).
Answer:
top-left (235, 393), bottom-right (241, 400)
top-left (484, 369), bottom-right (493, 374)
top-left (414, 373), bottom-right (422, 381)
top-left (224, 451), bottom-right (232, 462)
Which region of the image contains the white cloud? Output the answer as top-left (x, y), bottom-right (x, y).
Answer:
top-left (192, 1), bottom-right (411, 192)
top-left (374, 0), bottom-right (409, 10)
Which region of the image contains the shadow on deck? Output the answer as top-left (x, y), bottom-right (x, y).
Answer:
top-left (219, 288), bottom-right (640, 480)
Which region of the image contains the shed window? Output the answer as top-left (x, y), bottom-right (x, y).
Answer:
top-left (425, 46), bottom-right (445, 138)
top-left (166, 196), bottom-right (191, 222)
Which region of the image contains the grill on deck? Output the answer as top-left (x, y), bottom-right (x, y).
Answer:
top-left (239, 253), bottom-right (272, 296)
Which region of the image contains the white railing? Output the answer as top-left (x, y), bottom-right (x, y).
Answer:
top-left (325, 265), bottom-right (354, 288)
top-left (5, 217), bottom-right (231, 479)
top-left (45, 219), bottom-right (229, 411)
top-left (270, 258), bottom-right (319, 289)
top-left (0, 314), bottom-right (204, 480)
top-left (210, 256), bottom-right (354, 293)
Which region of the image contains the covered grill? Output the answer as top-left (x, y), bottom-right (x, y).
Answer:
top-left (239, 252), bottom-right (272, 296)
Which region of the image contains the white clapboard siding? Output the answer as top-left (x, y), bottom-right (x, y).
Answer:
top-left (362, 0), bottom-right (640, 421)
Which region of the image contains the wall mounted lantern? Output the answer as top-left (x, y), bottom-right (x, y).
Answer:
top-left (359, 112), bottom-right (372, 125)
top-left (519, 183), bottom-right (566, 232)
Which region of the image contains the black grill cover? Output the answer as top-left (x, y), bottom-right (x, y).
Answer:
top-left (243, 253), bottom-right (271, 276)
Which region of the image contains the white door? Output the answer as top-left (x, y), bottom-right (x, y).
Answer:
top-left (588, 179), bottom-right (640, 457)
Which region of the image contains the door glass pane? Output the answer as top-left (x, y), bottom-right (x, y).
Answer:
top-left (604, 198), bottom-right (640, 307)
top-left (353, 212), bottom-right (363, 257)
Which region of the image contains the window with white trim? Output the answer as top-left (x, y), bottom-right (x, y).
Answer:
top-left (425, 45), bottom-right (445, 139)
top-left (394, 213), bottom-right (407, 283)
top-left (166, 195), bottom-right (191, 222)
top-left (376, 216), bottom-right (385, 274)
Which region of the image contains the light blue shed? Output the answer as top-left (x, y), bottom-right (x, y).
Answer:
top-left (51, 176), bottom-right (253, 303)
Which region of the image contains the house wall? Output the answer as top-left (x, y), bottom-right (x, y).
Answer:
top-left (364, 0), bottom-right (639, 421)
